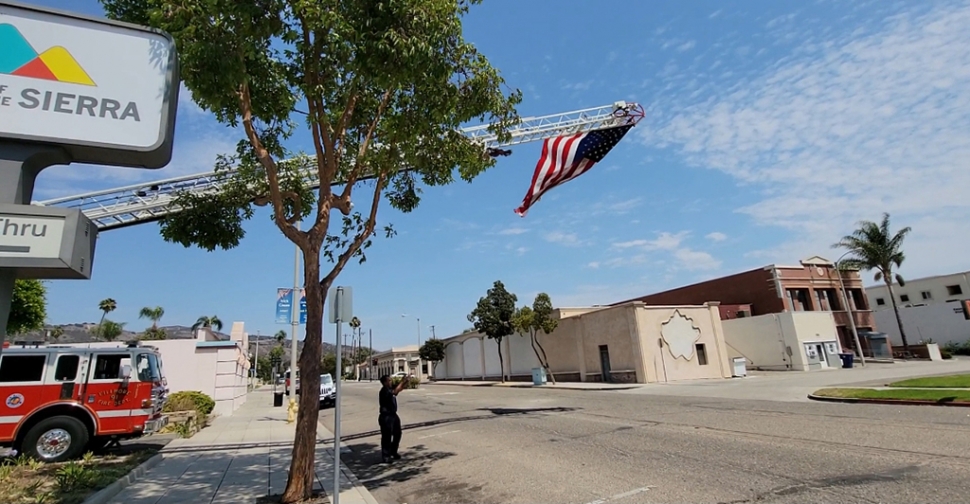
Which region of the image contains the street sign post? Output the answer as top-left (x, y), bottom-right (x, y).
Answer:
top-left (0, 1), bottom-right (179, 346)
top-left (328, 286), bottom-right (353, 504)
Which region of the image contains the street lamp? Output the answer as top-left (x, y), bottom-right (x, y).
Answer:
top-left (834, 251), bottom-right (866, 366)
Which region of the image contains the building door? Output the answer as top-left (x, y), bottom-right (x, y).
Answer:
top-left (599, 345), bottom-right (612, 383)
top-left (816, 344), bottom-right (828, 368)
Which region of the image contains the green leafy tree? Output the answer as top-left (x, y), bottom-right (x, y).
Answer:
top-left (49, 326), bottom-right (64, 342)
top-left (468, 280), bottom-right (517, 383)
top-left (833, 212), bottom-right (913, 353)
top-left (512, 293), bottom-right (559, 384)
top-left (419, 338), bottom-right (446, 379)
top-left (192, 315), bottom-right (224, 332)
top-left (139, 306), bottom-right (165, 329)
top-left (94, 320), bottom-right (127, 342)
top-left (275, 330), bottom-right (287, 346)
top-left (99, 1), bottom-right (519, 499)
top-left (321, 353), bottom-right (337, 379)
top-left (141, 327), bottom-right (168, 340)
top-left (97, 298), bottom-right (117, 339)
top-left (7, 279), bottom-right (46, 336)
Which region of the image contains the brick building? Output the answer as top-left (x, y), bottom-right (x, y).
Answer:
top-left (613, 256), bottom-right (882, 355)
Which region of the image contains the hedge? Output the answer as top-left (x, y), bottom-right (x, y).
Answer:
top-left (163, 391), bottom-right (216, 417)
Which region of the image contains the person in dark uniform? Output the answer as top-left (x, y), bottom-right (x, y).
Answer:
top-left (378, 374), bottom-right (407, 463)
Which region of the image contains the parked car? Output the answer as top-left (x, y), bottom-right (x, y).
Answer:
top-left (319, 373), bottom-right (336, 408)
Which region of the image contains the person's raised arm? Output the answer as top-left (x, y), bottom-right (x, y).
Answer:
top-left (393, 377), bottom-right (407, 395)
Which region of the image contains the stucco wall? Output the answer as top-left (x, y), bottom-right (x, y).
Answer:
top-left (874, 302), bottom-right (970, 347)
top-left (509, 334), bottom-right (540, 375)
top-left (443, 342), bottom-right (462, 378)
top-left (637, 305), bottom-right (731, 382)
top-left (557, 305), bottom-right (640, 381)
top-left (462, 337), bottom-right (483, 379)
top-left (483, 337), bottom-right (503, 378)
top-left (722, 314), bottom-right (792, 370)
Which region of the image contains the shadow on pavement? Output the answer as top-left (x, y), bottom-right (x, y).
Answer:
top-left (341, 442), bottom-right (456, 491)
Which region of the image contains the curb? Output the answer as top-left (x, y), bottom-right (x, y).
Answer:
top-left (427, 381), bottom-right (639, 391)
top-left (807, 394), bottom-right (970, 407)
top-left (80, 452), bottom-right (164, 504)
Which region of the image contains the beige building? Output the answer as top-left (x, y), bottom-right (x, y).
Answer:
top-left (434, 302), bottom-right (733, 384)
top-left (359, 345), bottom-right (429, 381)
top-left (722, 312), bottom-right (846, 371)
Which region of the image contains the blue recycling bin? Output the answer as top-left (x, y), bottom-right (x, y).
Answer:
top-left (839, 353), bottom-right (854, 369)
top-left (531, 367), bottom-right (547, 386)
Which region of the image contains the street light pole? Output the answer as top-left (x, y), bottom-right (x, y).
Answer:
top-left (289, 221), bottom-right (301, 395)
top-left (835, 252), bottom-right (866, 367)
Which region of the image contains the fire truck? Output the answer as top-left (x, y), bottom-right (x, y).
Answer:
top-left (0, 341), bottom-right (169, 462)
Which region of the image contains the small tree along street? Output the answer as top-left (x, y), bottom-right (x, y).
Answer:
top-left (7, 279), bottom-right (46, 336)
top-left (512, 293), bottom-right (559, 384)
top-left (139, 306), bottom-right (167, 340)
top-left (468, 281), bottom-right (518, 382)
top-left (834, 212), bottom-right (912, 353)
top-left (419, 338), bottom-right (446, 378)
top-left (99, 1), bottom-right (520, 500)
top-left (193, 315), bottom-right (224, 332)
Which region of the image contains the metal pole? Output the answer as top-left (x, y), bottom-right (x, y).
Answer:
top-left (290, 221), bottom-right (300, 394)
top-left (430, 325), bottom-right (436, 339)
top-left (254, 331), bottom-right (260, 388)
top-left (369, 329), bottom-right (373, 382)
top-left (835, 255), bottom-right (866, 366)
top-left (417, 317), bottom-right (421, 347)
top-left (0, 143), bottom-right (70, 356)
top-left (333, 287), bottom-right (344, 504)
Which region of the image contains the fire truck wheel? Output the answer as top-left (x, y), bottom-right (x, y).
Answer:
top-left (21, 416), bottom-right (90, 463)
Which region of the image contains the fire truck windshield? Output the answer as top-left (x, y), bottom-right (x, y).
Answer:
top-left (136, 352), bottom-right (162, 382)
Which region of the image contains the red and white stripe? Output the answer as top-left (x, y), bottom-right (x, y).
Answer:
top-left (514, 131), bottom-right (595, 217)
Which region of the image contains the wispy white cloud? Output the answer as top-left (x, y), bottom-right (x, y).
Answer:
top-left (677, 40), bottom-right (697, 52)
top-left (544, 231), bottom-right (584, 247)
top-left (606, 231), bottom-right (721, 272)
top-left (498, 226), bottom-right (529, 236)
top-left (639, 2), bottom-right (970, 279)
top-left (705, 232), bottom-right (728, 242)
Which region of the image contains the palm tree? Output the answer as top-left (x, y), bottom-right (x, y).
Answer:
top-left (139, 306), bottom-right (165, 329)
top-left (833, 212), bottom-right (912, 353)
top-left (97, 298), bottom-right (117, 339)
top-left (192, 315), bottom-right (224, 332)
top-left (49, 326), bottom-right (64, 342)
top-left (275, 330), bottom-right (287, 346)
top-left (100, 320), bottom-right (126, 342)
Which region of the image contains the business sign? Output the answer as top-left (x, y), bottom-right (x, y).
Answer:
top-left (0, 1), bottom-right (179, 168)
top-left (0, 204), bottom-right (96, 279)
top-left (276, 288), bottom-right (307, 325)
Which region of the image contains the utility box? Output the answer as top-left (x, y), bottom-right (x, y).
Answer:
top-left (531, 367), bottom-right (547, 386)
top-left (732, 357), bottom-right (747, 377)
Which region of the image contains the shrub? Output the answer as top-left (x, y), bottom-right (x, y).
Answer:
top-left (390, 375), bottom-right (421, 390)
top-left (163, 391), bottom-right (215, 417)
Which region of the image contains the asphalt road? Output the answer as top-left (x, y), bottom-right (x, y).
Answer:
top-left (320, 381), bottom-right (970, 504)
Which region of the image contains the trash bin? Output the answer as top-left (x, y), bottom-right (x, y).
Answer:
top-left (839, 353), bottom-right (854, 369)
top-left (273, 392), bottom-right (285, 407)
top-left (732, 357), bottom-right (747, 377)
top-left (531, 367), bottom-right (547, 386)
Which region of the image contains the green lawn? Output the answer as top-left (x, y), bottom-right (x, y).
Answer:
top-left (887, 374), bottom-right (970, 388)
top-left (813, 388), bottom-right (970, 403)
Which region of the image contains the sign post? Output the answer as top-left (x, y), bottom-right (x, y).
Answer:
top-left (328, 286), bottom-right (353, 504)
top-left (0, 1), bottom-right (179, 349)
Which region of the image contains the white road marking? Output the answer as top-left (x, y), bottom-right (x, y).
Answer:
top-left (423, 392), bottom-right (459, 396)
top-left (582, 486), bottom-right (655, 504)
top-left (418, 429), bottom-right (461, 439)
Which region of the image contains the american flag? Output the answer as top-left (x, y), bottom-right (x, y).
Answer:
top-left (514, 124), bottom-right (634, 217)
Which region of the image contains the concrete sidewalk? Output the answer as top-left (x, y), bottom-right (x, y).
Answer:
top-left (426, 380), bottom-right (641, 390)
top-left (105, 389), bottom-right (379, 504)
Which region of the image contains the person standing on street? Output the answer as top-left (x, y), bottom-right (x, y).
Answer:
top-left (378, 374), bottom-right (407, 463)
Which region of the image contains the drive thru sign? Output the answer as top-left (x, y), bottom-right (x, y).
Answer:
top-left (0, 1), bottom-right (179, 345)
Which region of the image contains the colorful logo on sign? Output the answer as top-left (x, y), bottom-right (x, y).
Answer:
top-left (0, 23), bottom-right (95, 86)
top-left (5, 393), bottom-right (25, 409)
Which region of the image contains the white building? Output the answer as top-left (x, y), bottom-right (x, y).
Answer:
top-left (865, 271), bottom-right (970, 311)
top-left (358, 345), bottom-right (429, 381)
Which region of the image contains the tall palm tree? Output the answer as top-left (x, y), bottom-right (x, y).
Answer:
top-left (138, 306), bottom-right (165, 329)
top-left (833, 212), bottom-right (912, 353)
top-left (192, 315), bottom-right (224, 332)
top-left (275, 330), bottom-right (287, 346)
top-left (97, 298), bottom-right (117, 339)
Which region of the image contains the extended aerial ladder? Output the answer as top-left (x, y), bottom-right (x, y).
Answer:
top-left (34, 101), bottom-right (644, 231)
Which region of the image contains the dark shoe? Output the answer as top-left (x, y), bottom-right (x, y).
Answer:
top-left (381, 456), bottom-right (391, 464)
top-left (392, 453), bottom-right (401, 460)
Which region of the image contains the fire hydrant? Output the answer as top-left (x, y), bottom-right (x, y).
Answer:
top-left (286, 397), bottom-right (299, 424)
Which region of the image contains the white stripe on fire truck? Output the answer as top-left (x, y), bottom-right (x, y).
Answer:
top-left (0, 415), bottom-right (24, 424)
top-left (96, 409), bottom-right (155, 418)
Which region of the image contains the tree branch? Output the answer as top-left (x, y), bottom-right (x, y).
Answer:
top-left (322, 172), bottom-right (387, 288)
top-left (238, 82), bottom-right (304, 244)
top-left (336, 89), bottom-right (393, 209)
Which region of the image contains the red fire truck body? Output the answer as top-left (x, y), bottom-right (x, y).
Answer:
top-left (0, 342), bottom-right (168, 462)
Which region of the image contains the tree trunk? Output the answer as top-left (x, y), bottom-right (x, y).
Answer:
top-left (884, 279), bottom-right (910, 355)
top-left (97, 312), bottom-right (106, 340)
top-left (531, 332), bottom-right (556, 385)
top-left (496, 338), bottom-right (505, 383)
top-left (280, 248), bottom-right (325, 503)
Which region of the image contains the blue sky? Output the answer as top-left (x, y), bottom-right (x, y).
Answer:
top-left (19, 0), bottom-right (970, 350)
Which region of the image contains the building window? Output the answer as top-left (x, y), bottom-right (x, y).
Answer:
top-left (786, 288), bottom-right (813, 311)
top-left (876, 298), bottom-right (886, 306)
top-left (695, 344), bottom-right (708, 365)
top-left (0, 355), bottom-right (46, 382)
top-left (921, 291), bottom-right (932, 300)
top-left (900, 294), bottom-right (910, 303)
top-left (815, 289), bottom-right (841, 311)
top-left (947, 284), bottom-right (963, 296)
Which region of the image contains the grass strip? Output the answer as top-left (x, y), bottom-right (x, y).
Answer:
top-left (813, 387), bottom-right (970, 403)
top-left (887, 374), bottom-right (970, 389)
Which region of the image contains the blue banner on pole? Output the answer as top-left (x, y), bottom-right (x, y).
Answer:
top-left (275, 288), bottom-right (292, 324)
top-left (299, 289), bottom-right (307, 325)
